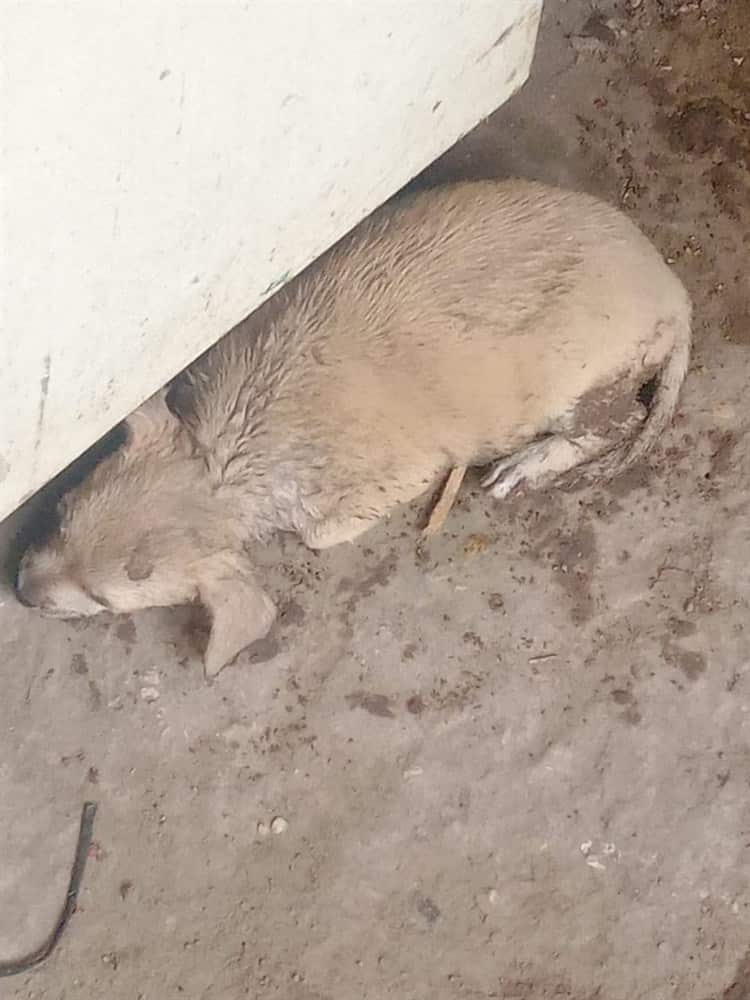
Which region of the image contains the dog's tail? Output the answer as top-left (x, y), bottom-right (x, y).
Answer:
top-left (592, 309), bottom-right (692, 479)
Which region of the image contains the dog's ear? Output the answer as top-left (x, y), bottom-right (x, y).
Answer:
top-left (124, 388), bottom-right (177, 446)
top-left (196, 552), bottom-right (276, 678)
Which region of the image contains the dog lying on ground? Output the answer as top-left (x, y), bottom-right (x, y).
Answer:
top-left (16, 179), bottom-right (692, 676)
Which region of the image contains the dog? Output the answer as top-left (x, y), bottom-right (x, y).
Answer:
top-left (16, 179), bottom-right (692, 676)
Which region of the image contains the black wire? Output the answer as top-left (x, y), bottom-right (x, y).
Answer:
top-left (0, 801), bottom-right (98, 978)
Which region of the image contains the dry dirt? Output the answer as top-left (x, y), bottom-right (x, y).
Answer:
top-left (2, 1), bottom-right (750, 997)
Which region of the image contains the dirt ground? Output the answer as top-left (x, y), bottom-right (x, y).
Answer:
top-left (2, 1), bottom-right (750, 997)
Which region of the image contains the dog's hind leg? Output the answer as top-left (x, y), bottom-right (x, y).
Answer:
top-left (481, 432), bottom-right (611, 499)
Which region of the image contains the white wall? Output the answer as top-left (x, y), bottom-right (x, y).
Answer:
top-left (1, 0), bottom-right (541, 521)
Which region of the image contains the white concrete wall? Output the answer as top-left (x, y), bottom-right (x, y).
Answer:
top-left (0, 0), bottom-right (541, 521)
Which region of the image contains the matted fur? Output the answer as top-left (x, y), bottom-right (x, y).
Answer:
top-left (16, 179), bottom-right (692, 675)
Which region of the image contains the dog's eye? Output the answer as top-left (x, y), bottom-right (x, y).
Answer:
top-left (85, 588), bottom-right (112, 610)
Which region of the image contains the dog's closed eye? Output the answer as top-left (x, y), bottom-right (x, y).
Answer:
top-left (84, 587), bottom-right (112, 610)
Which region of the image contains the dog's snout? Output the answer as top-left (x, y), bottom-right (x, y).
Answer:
top-left (15, 555), bottom-right (108, 619)
top-left (15, 554), bottom-right (54, 611)
top-left (15, 563), bottom-right (45, 609)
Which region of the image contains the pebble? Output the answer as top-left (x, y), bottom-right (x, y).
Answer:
top-left (476, 888), bottom-right (501, 916)
top-left (257, 821), bottom-right (270, 837)
top-left (271, 816), bottom-right (289, 835)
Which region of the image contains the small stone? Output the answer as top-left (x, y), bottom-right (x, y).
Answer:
top-left (476, 888), bottom-right (500, 916)
top-left (271, 816), bottom-right (289, 835)
top-left (257, 821), bottom-right (270, 837)
top-left (140, 686), bottom-right (160, 703)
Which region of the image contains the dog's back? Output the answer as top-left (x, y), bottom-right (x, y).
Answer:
top-left (172, 179), bottom-right (690, 528)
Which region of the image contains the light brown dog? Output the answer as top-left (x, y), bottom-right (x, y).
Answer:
top-left (16, 180), bottom-right (692, 675)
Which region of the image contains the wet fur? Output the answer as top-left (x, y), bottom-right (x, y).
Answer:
top-left (17, 179), bottom-right (692, 675)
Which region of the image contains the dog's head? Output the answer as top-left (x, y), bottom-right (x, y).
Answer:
top-left (15, 391), bottom-right (276, 676)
